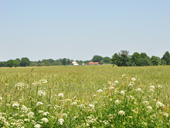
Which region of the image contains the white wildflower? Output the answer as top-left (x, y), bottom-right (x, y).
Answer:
top-left (28, 112), bottom-right (34, 118)
top-left (38, 90), bottom-right (46, 97)
top-left (147, 106), bottom-right (152, 111)
top-left (156, 101), bottom-right (164, 108)
top-left (15, 82), bottom-right (24, 90)
top-left (163, 112), bottom-right (168, 118)
top-left (71, 102), bottom-right (77, 105)
top-left (129, 95), bottom-right (135, 100)
top-left (108, 81), bottom-right (112, 85)
top-left (58, 93), bottom-right (64, 98)
top-left (34, 124), bottom-right (41, 128)
top-left (120, 90), bottom-right (125, 96)
top-left (115, 100), bottom-right (120, 105)
top-left (128, 82), bottom-right (133, 87)
top-left (114, 80), bottom-right (119, 84)
top-left (78, 104), bottom-right (85, 108)
top-left (89, 104), bottom-right (95, 109)
top-left (0, 96), bottom-right (2, 101)
top-left (122, 74), bottom-right (126, 77)
top-left (149, 86), bottom-right (155, 90)
top-left (24, 119), bottom-right (30, 122)
top-left (12, 102), bottom-right (20, 108)
top-left (38, 110), bottom-right (44, 114)
top-left (118, 110), bottom-right (125, 116)
top-left (97, 89), bottom-right (103, 93)
top-left (143, 101), bottom-right (149, 106)
top-left (149, 86), bottom-right (155, 92)
top-left (136, 88), bottom-right (142, 93)
top-left (39, 79), bottom-right (47, 84)
top-left (131, 78), bottom-right (136, 81)
top-left (109, 86), bottom-right (114, 90)
top-left (43, 112), bottom-right (49, 116)
top-left (58, 118), bottom-right (64, 125)
top-left (41, 118), bottom-right (48, 123)
top-left (36, 102), bottom-right (43, 106)
top-left (21, 105), bottom-right (28, 113)
top-left (62, 113), bottom-right (67, 118)
top-left (158, 85), bottom-right (162, 89)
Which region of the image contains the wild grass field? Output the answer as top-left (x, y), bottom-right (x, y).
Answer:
top-left (0, 65), bottom-right (170, 128)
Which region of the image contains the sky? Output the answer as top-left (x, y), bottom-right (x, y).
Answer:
top-left (0, 0), bottom-right (170, 61)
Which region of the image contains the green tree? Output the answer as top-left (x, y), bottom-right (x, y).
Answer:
top-left (162, 51), bottom-right (170, 65)
top-left (0, 62), bottom-right (6, 67)
top-left (151, 56), bottom-right (161, 66)
top-left (6, 60), bottom-right (14, 68)
top-left (111, 53), bottom-right (122, 66)
top-left (13, 60), bottom-right (20, 67)
top-left (131, 52), bottom-right (141, 66)
top-left (103, 57), bottom-right (111, 63)
top-left (61, 58), bottom-right (67, 65)
top-left (161, 60), bottom-right (166, 65)
top-left (92, 55), bottom-right (103, 63)
top-left (140, 53), bottom-right (152, 66)
top-left (20, 57), bottom-right (31, 67)
top-left (119, 50), bottom-right (130, 66)
top-left (100, 60), bottom-right (104, 64)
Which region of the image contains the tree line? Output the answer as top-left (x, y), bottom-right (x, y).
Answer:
top-left (0, 50), bottom-right (170, 67)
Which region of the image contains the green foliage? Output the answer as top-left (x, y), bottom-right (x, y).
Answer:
top-left (103, 57), bottom-right (111, 63)
top-left (92, 55), bottom-right (103, 63)
top-left (0, 62), bottom-right (6, 67)
top-left (6, 59), bottom-right (14, 68)
top-left (20, 57), bottom-right (31, 67)
top-left (13, 60), bottom-right (20, 67)
top-left (161, 60), bottom-right (166, 65)
top-left (1, 50), bottom-right (170, 67)
top-left (162, 51), bottom-right (170, 65)
top-left (100, 60), bottom-right (104, 64)
top-left (151, 56), bottom-right (161, 66)
top-left (131, 52), bottom-right (141, 66)
top-left (111, 53), bottom-right (122, 66)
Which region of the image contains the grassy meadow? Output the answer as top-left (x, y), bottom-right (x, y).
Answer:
top-left (0, 65), bottom-right (170, 127)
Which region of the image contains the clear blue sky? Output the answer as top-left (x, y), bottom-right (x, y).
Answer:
top-left (0, 0), bottom-right (170, 61)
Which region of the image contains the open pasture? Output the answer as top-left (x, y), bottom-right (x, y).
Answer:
top-left (0, 65), bottom-right (170, 127)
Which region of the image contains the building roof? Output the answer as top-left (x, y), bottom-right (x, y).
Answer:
top-left (88, 62), bottom-right (99, 65)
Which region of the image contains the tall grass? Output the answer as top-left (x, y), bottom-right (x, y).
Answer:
top-left (0, 65), bottom-right (170, 127)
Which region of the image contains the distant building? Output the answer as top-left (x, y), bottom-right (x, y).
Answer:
top-left (72, 61), bottom-right (79, 66)
top-left (88, 62), bottom-right (99, 65)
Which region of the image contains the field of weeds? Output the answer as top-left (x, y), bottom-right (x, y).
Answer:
top-left (0, 65), bottom-right (170, 127)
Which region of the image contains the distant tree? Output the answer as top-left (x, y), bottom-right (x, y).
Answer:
top-left (16, 58), bottom-right (21, 62)
top-left (61, 58), bottom-right (67, 65)
top-left (111, 53), bottom-right (122, 66)
top-left (140, 58), bottom-right (152, 66)
top-left (161, 60), bottom-right (166, 65)
top-left (151, 56), bottom-right (161, 66)
top-left (92, 55), bottom-right (103, 63)
top-left (119, 50), bottom-right (129, 58)
top-left (162, 51), bottom-right (170, 65)
top-left (118, 50), bottom-right (130, 66)
top-left (0, 62), bottom-right (6, 67)
top-left (100, 60), bottom-right (104, 64)
top-left (42, 59), bottom-right (50, 66)
top-left (6, 60), bottom-right (14, 68)
top-left (103, 57), bottom-right (111, 63)
top-left (20, 57), bottom-right (31, 67)
top-left (140, 53), bottom-right (152, 66)
top-left (13, 60), bottom-right (20, 67)
top-left (131, 52), bottom-right (141, 66)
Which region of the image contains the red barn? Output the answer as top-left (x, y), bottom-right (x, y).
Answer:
top-left (88, 62), bottom-right (99, 65)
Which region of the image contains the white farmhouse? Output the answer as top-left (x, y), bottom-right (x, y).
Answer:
top-left (72, 61), bottom-right (79, 66)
